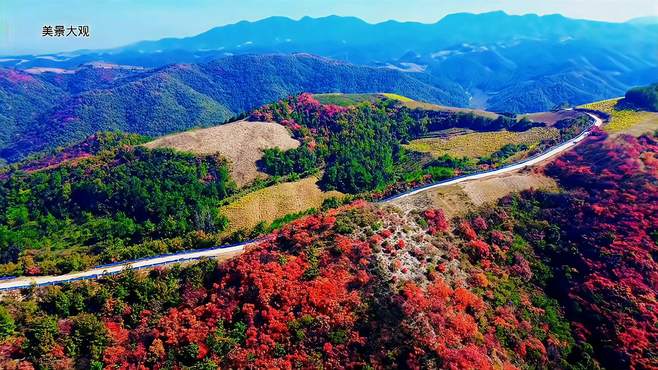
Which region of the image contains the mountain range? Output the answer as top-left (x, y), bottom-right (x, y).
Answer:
top-left (1, 11), bottom-right (657, 162)
top-left (0, 54), bottom-right (464, 163)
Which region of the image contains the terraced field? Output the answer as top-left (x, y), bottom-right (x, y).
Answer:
top-left (220, 176), bottom-right (343, 234)
top-left (582, 99), bottom-right (658, 135)
top-left (404, 127), bottom-right (559, 158)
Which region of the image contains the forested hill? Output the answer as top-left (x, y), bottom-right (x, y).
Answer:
top-left (0, 93), bottom-right (591, 277)
top-left (0, 54), bottom-right (465, 164)
top-left (0, 130), bottom-right (655, 369)
top-left (623, 82), bottom-right (658, 111)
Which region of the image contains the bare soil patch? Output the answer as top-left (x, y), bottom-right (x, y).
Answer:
top-left (461, 171), bottom-right (558, 206)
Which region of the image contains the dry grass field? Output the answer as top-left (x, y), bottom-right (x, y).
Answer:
top-left (399, 100), bottom-right (500, 119)
top-left (581, 99), bottom-right (658, 135)
top-left (460, 171), bottom-right (558, 206)
top-left (521, 110), bottom-right (585, 125)
top-left (404, 127), bottom-right (559, 158)
top-left (220, 176), bottom-right (343, 234)
top-left (144, 120), bottom-right (299, 186)
top-left (388, 170), bottom-right (557, 218)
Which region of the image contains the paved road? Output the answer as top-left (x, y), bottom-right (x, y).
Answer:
top-left (0, 113), bottom-right (603, 291)
top-left (0, 243), bottom-right (254, 291)
top-left (382, 112), bottom-right (603, 202)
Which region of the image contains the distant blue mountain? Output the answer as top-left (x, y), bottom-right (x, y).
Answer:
top-left (2, 11), bottom-right (656, 114)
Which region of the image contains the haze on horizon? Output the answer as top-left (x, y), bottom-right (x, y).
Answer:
top-left (2, 0), bottom-right (657, 55)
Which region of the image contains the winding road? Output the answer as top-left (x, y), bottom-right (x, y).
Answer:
top-left (0, 113), bottom-right (603, 291)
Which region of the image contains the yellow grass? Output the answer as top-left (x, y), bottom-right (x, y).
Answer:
top-left (460, 172), bottom-right (558, 206)
top-left (400, 100), bottom-right (499, 119)
top-left (144, 120), bottom-right (299, 187)
top-left (581, 99), bottom-right (658, 135)
top-left (220, 176), bottom-right (343, 234)
top-left (404, 127), bottom-right (559, 158)
top-left (389, 172), bottom-right (557, 218)
top-left (381, 93), bottom-right (413, 102)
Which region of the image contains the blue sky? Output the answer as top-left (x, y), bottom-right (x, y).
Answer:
top-left (1, 0), bottom-right (657, 54)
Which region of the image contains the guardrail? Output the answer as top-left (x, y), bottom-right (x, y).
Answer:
top-left (0, 237), bottom-right (270, 291)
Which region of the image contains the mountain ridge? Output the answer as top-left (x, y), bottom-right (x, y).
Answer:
top-left (0, 53), bottom-right (467, 163)
top-left (2, 12), bottom-right (655, 115)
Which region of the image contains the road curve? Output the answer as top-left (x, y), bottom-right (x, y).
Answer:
top-left (0, 113), bottom-right (603, 291)
top-left (381, 112), bottom-right (603, 202)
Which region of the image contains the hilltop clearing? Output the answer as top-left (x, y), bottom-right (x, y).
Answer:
top-left (145, 121), bottom-right (299, 187)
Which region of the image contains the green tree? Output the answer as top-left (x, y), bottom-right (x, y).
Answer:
top-left (0, 306), bottom-right (15, 339)
top-left (71, 313), bottom-right (109, 362)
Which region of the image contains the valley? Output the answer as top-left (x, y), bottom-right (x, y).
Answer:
top-left (1, 13), bottom-right (657, 165)
top-left (0, 54), bottom-right (462, 163)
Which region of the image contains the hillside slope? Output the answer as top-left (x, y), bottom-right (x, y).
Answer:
top-left (144, 120), bottom-right (300, 186)
top-left (0, 93), bottom-right (593, 277)
top-left (0, 54), bottom-right (466, 163)
top-left (1, 131), bottom-right (655, 369)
